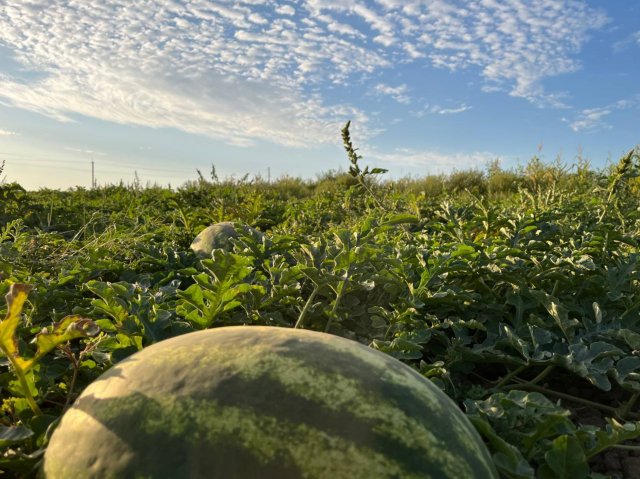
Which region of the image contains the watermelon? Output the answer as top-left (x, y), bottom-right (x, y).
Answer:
top-left (190, 222), bottom-right (264, 258)
top-left (43, 326), bottom-right (498, 478)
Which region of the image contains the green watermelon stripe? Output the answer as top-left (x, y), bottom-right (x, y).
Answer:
top-left (60, 393), bottom-right (417, 478)
top-left (44, 327), bottom-right (498, 478)
top-left (83, 334), bottom-right (488, 477)
top-left (177, 333), bottom-right (487, 470)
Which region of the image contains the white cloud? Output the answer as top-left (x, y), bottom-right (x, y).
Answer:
top-left (0, 129), bottom-right (16, 136)
top-left (402, 42), bottom-right (424, 59)
top-left (0, 1), bottom-right (389, 147)
top-left (614, 31), bottom-right (640, 52)
top-left (316, 14), bottom-right (364, 38)
top-left (566, 98), bottom-right (637, 132)
top-left (64, 147), bottom-right (107, 156)
top-left (412, 103), bottom-right (472, 117)
top-left (306, 0), bottom-right (607, 105)
top-left (434, 105), bottom-right (472, 115)
top-left (372, 83), bottom-right (410, 104)
top-left (566, 108), bottom-right (612, 132)
top-left (367, 146), bottom-right (497, 172)
top-left (0, 0), bottom-right (608, 148)
top-left (275, 5), bottom-right (296, 16)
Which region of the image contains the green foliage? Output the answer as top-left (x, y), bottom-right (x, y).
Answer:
top-left (446, 169), bottom-right (487, 195)
top-left (1, 144), bottom-right (640, 476)
top-left (466, 391), bottom-right (640, 479)
top-left (341, 120), bottom-right (388, 210)
top-left (0, 284), bottom-right (99, 416)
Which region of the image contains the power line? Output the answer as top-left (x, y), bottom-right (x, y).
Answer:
top-left (16, 162), bottom-right (195, 179)
top-left (0, 154), bottom-right (87, 165)
top-left (2, 156), bottom-right (200, 175)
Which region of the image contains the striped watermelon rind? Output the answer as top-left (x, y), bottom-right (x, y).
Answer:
top-left (43, 326), bottom-right (498, 478)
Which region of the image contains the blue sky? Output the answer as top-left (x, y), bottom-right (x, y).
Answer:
top-left (0, 0), bottom-right (638, 189)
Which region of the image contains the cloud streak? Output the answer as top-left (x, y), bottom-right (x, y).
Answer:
top-left (373, 83), bottom-right (410, 104)
top-left (614, 30), bottom-right (640, 52)
top-left (65, 147), bottom-right (107, 156)
top-left (367, 147), bottom-right (497, 172)
top-left (434, 105), bottom-right (472, 115)
top-left (412, 103), bottom-right (472, 117)
top-left (0, 1), bottom-right (608, 147)
top-left (565, 98), bottom-right (638, 132)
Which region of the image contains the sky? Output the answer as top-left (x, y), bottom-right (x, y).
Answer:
top-left (0, 0), bottom-right (638, 190)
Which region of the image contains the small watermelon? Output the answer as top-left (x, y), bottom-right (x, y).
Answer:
top-left (190, 222), bottom-right (264, 258)
top-left (43, 326), bottom-right (498, 478)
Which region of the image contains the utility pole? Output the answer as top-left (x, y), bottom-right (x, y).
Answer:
top-left (267, 167), bottom-right (271, 184)
top-left (91, 159), bottom-right (95, 189)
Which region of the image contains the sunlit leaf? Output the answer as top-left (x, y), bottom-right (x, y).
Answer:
top-left (0, 283), bottom-right (33, 360)
top-left (15, 315), bottom-right (99, 371)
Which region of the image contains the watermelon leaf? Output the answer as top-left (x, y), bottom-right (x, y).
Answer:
top-left (0, 284), bottom-right (99, 415)
top-left (538, 435), bottom-right (588, 479)
top-left (0, 425), bottom-right (34, 447)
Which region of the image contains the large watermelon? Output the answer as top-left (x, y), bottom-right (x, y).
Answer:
top-left (190, 222), bottom-right (264, 258)
top-left (43, 326), bottom-right (498, 478)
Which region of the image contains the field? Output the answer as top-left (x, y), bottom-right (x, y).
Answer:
top-left (1, 141), bottom-right (640, 477)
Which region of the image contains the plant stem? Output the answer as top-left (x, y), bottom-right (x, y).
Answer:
top-left (341, 120), bottom-right (386, 210)
top-left (586, 442), bottom-right (640, 460)
top-left (62, 349), bottom-right (80, 411)
top-left (294, 285), bottom-right (320, 329)
top-left (619, 391), bottom-right (640, 420)
top-left (323, 243), bottom-right (355, 334)
top-left (7, 355), bottom-right (42, 416)
top-left (609, 444), bottom-right (640, 452)
top-left (357, 177), bottom-right (385, 210)
top-left (527, 365), bottom-right (555, 386)
top-left (510, 383), bottom-right (640, 420)
top-left (494, 365), bottom-right (528, 389)
top-left (325, 273), bottom-right (350, 333)
top-left (496, 365), bottom-right (554, 391)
